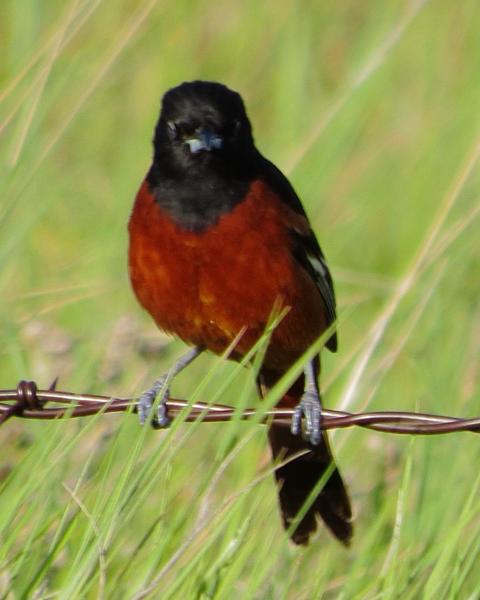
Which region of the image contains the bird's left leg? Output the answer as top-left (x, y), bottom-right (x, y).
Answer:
top-left (138, 346), bottom-right (203, 428)
top-left (291, 359), bottom-right (322, 445)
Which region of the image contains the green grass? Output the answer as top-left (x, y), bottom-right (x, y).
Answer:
top-left (1, 0), bottom-right (480, 597)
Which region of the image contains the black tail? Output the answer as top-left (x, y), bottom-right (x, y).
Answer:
top-left (268, 423), bottom-right (352, 545)
top-left (259, 371), bottom-right (353, 545)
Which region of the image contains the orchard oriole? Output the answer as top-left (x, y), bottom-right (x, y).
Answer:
top-left (128, 81), bottom-right (352, 545)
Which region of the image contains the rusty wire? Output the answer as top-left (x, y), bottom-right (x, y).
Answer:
top-left (0, 380), bottom-right (479, 435)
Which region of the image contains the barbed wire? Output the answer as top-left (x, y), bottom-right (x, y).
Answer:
top-left (0, 380), bottom-right (479, 435)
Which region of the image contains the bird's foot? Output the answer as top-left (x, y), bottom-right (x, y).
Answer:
top-left (291, 389), bottom-right (322, 446)
top-left (138, 374), bottom-right (171, 429)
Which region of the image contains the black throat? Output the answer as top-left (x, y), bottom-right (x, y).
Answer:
top-left (146, 160), bottom-right (257, 233)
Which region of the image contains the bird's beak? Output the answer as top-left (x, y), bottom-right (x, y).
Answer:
top-left (185, 128), bottom-right (223, 153)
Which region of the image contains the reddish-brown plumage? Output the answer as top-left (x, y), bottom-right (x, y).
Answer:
top-left (129, 178), bottom-right (327, 372)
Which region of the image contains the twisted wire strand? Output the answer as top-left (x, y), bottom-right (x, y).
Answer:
top-left (0, 380), bottom-right (478, 435)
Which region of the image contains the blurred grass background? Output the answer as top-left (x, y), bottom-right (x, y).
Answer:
top-left (1, 0), bottom-right (480, 597)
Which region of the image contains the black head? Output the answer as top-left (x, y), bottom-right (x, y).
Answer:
top-left (152, 81), bottom-right (256, 178)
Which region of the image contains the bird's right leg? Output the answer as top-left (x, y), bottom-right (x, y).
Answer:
top-left (138, 346), bottom-right (203, 428)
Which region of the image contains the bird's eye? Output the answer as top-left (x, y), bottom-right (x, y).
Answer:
top-left (167, 121), bottom-right (179, 140)
top-left (223, 119), bottom-right (240, 138)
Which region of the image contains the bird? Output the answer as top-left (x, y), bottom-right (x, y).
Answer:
top-left (128, 80), bottom-right (352, 545)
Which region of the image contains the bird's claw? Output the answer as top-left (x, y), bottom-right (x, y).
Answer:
top-left (291, 390), bottom-right (322, 446)
top-left (138, 375), bottom-right (171, 429)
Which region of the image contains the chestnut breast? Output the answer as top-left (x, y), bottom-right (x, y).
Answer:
top-left (128, 179), bottom-right (327, 370)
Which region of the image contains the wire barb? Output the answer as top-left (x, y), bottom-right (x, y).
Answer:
top-left (0, 379), bottom-right (479, 435)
